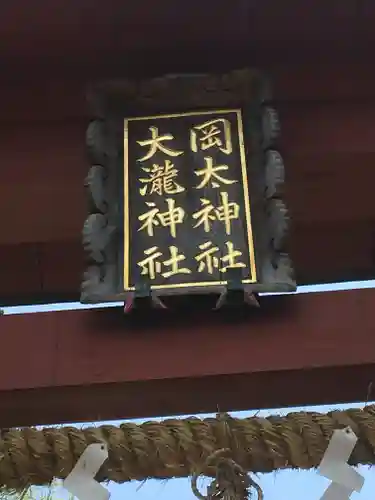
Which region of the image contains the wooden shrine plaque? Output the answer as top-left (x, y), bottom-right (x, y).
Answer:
top-left (82, 69), bottom-right (296, 303)
top-left (124, 109), bottom-right (256, 293)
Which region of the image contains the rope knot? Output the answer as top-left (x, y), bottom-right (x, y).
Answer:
top-left (191, 449), bottom-right (263, 500)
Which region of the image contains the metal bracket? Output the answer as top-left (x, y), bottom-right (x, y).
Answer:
top-left (134, 276), bottom-right (152, 299)
top-left (132, 276), bottom-right (167, 311)
top-left (215, 268), bottom-right (259, 310)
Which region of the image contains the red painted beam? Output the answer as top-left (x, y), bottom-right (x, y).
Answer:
top-left (1, 289), bottom-right (374, 427)
top-left (0, 0), bottom-right (362, 62)
top-left (2, 0), bottom-right (375, 73)
top-left (2, 101), bottom-right (375, 246)
top-left (0, 0), bottom-right (248, 66)
top-left (2, 64), bottom-right (375, 124)
top-left (2, 63), bottom-right (375, 304)
top-left (2, 71), bottom-right (375, 303)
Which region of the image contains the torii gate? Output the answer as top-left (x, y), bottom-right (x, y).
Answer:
top-left (1, 0), bottom-right (375, 492)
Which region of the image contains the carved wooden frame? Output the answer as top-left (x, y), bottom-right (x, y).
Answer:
top-left (81, 69), bottom-right (296, 303)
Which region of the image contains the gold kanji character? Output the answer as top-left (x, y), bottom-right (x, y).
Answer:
top-left (138, 199), bottom-right (185, 238)
top-left (192, 199), bottom-right (216, 233)
top-left (137, 126), bottom-right (183, 162)
top-left (137, 246), bottom-right (191, 280)
top-left (220, 241), bottom-right (246, 272)
top-left (192, 191), bottom-right (240, 235)
top-left (137, 246), bottom-right (163, 280)
top-left (195, 241), bottom-right (220, 274)
top-left (195, 241), bottom-right (246, 274)
top-left (190, 118), bottom-right (232, 154)
top-left (139, 159), bottom-right (185, 196)
top-left (195, 157), bottom-right (237, 189)
top-left (162, 246), bottom-right (191, 278)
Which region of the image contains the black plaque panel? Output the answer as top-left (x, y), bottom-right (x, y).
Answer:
top-left (124, 109), bottom-right (257, 293)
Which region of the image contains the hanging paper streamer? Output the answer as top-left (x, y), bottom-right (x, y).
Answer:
top-left (318, 427), bottom-right (364, 500)
top-left (63, 443), bottom-right (110, 500)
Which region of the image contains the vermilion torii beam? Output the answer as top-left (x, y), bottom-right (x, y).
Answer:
top-left (2, 77), bottom-right (375, 304)
top-left (1, 288), bottom-right (375, 428)
top-left (2, 0), bottom-right (375, 304)
top-left (3, 59), bottom-right (375, 305)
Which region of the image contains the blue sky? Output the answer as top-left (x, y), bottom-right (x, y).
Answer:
top-left (4, 280), bottom-right (375, 500)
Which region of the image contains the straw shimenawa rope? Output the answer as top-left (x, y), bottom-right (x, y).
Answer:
top-left (1, 406), bottom-right (375, 490)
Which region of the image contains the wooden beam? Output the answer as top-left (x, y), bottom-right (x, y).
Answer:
top-left (0, 0), bottom-right (250, 62)
top-left (2, 220), bottom-right (373, 305)
top-left (1, 289), bottom-right (375, 427)
top-left (2, 64), bottom-right (375, 124)
top-left (0, 0), bottom-right (367, 65)
top-left (3, 92), bottom-right (375, 245)
top-left (2, 79), bottom-right (375, 303)
top-left (2, 0), bottom-right (375, 81)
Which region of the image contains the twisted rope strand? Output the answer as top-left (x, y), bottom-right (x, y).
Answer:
top-left (1, 406), bottom-right (375, 490)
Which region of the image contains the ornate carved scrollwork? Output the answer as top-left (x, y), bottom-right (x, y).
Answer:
top-left (81, 117), bottom-right (119, 303)
top-left (81, 69), bottom-right (296, 304)
top-left (261, 105), bottom-right (295, 289)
